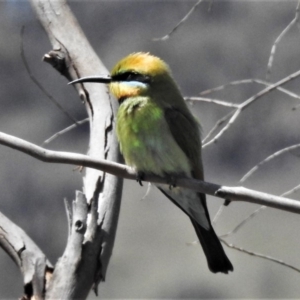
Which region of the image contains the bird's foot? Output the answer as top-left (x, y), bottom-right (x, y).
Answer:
top-left (136, 171), bottom-right (145, 186)
top-left (166, 175), bottom-right (177, 190)
top-left (224, 199), bottom-right (231, 206)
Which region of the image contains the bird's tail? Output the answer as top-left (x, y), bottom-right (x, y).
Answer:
top-left (190, 217), bottom-right (233, 273)
top-left (158, 187), bottom-right (233, 273)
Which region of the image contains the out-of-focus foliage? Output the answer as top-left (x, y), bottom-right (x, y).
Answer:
top-left (0, 1), bottom-right (300, 298)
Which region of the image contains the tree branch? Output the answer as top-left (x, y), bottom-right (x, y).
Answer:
top-left (203, 68), bottom-right (300, 147)
top-left (45, 191), bottom-right (105, 299)
top-left (266, 0), bottom-right (300, 80)
top-left (199, 78), bottom-right (300, 102)
top-left (42, 118), bottom-right (89, 146)
top-left (240, 143), bottom-right (300, 182)
top-left (0, 131), bottom-right (300, 215)
top-left (153, 0), bottom-right (203, 41)
top-left (27, 0), bottom-right (123, 297)
top-left (220, 238), bottom-right (300, 274)
top-left (0, 211), bottom-right (53, 300)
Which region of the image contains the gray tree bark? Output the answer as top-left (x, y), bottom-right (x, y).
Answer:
top-left (0, 0), bottom-right (123, 299)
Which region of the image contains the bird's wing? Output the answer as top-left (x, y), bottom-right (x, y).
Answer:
top-left (164, 106), bottom-right (203, 179)
top-left (163, 107), bottom-right (233, 273)
top-left (163, 105), bottom-right (210, 222)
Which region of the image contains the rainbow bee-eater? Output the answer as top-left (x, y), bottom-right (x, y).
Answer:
top-left (70, 52), bottom-right (233, 274)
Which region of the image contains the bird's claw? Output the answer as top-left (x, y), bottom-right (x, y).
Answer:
top-left (167, 176), bottom-right (177, 190)
top-left (224, 199), bottom-right (231, 206)
top-left (136, 171), bottom-right (145, 186)
top-left (169, 183), bottom-right (176, 190)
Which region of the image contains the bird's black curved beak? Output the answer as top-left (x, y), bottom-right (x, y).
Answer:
top-left (68, 75), bottom-right (112, 85)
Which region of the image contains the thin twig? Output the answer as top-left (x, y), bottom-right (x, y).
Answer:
top-left (20, 26), bottom-right (78, 124)
top-left (201, 77), bottom-right (300, 145)
top-left (42, 117), bottom-right (89, 146)
top-left (212, 203), bottom-right (225, 225)
top-left (200, 78), bottom-right (300, 102)
top-left (185, 96), bottom-right (240, 108)
top-left (200, 79), bottom-right (260, 95)
top-left (215, 183), bottom-right (300, 273)
top-left (153, 0), bottom-right (203, 41)
top-left (203, 69), bottom-right (300, 147)
top-left (281, 183), bottom-right (300, 198)
top-left (219, 183), bottom-right (300, 239)
top-left (220, 238), bottom-right (300, 273)
top-left (1, 131), bottom-right (300, 214)
top-left (266, 0), bottom-right (300, 80)
top-left (240, 143), bottom-right (300, 183)
top-left (202, 110), bottom-right (234, 144)
top-left (219, 206), bottom-right (266, 239)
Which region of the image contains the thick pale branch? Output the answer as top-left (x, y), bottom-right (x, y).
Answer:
top-left (1, 131), bottom-right (300, 214)
top-left (45, 191), bottom-right (102, 299)
top-left (27, 1), bottom-right (123, 296)
top-left (0, 211), bottom-right (53, 299)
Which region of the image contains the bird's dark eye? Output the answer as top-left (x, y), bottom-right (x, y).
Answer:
top-left (113, 71), bottom-right (151, 84)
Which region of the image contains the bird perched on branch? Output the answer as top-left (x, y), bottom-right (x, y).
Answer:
top-left (70, 52), bottom-right (233, 274)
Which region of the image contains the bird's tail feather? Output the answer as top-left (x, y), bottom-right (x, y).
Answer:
top-left (190, 218), bottom-right (233, 273)
top-left (158, 186), bottom-right (233, 274)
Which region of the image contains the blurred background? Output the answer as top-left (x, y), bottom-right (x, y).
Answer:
top-left (0, 0), bottom-right (300, 298)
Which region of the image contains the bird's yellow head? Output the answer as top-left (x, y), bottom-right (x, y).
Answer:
top-left (109, 52), bottom-right (172, 101)
top-left (69, 52), bottom-right (179, 103)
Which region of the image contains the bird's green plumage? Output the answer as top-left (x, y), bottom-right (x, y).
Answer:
top-left (113, 53), bottom-right (203, 179)
top-left (117, 95), bottom-right (193, 176)
top-left (112, 53), bottom-right (232, 273)
top-left (73, 52), bottom-right (233, 273)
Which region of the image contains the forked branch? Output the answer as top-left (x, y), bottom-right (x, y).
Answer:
top-left (0, 131), bottom-right (299, 214)
top-left (0, 211), bottom-right (53, 299)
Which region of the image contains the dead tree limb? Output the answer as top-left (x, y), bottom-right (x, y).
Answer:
top-left (0, 131), bottom-right (300, 215)
top-left (0, 211), bottom-right (53, 300)
top-left (11, 0), bottom-right (125, 298)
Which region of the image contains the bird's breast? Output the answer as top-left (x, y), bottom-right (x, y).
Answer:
top-left (117, 97), bottom-right (191, 176)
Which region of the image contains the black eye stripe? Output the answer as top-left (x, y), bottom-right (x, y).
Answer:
top-left (112, 71), bottom-right (151, 83)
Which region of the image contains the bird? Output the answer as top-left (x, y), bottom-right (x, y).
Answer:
top-left (70, 52), bottom-right (233, 274)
